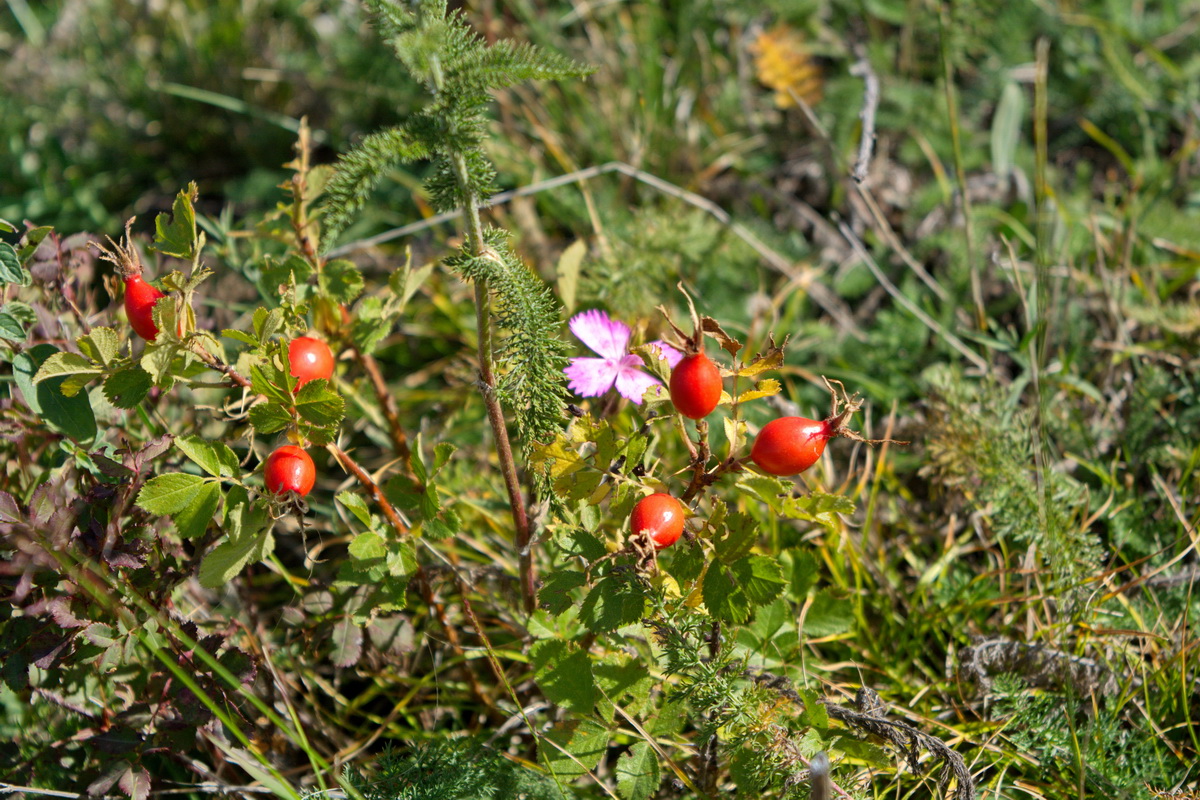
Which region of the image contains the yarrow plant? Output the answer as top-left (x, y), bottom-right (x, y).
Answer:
top-left (564, 309), bottom-right (682, 404)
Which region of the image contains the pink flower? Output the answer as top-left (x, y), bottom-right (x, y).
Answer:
top-left (564, 310), bottom-right (682, 404)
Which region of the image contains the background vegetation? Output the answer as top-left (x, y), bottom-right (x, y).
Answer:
top-left (2, 0), bottom-right (1198, 799)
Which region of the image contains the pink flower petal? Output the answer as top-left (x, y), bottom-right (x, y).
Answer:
top-left (569, 310), bottom-right (631, 359)
top-left (646, 340), bottom-right (684, 369)
top-left (614, 355), bottom-right (662, 404)
top-left (564, 357), bottom-right (619, 398)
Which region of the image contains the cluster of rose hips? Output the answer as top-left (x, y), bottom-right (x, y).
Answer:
top-left (122, 268), bottom-right (331, 500)
top-left (630, 329), bottom-right (869, 552)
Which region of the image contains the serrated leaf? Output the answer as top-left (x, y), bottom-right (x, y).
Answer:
top-left (348, 531), bottom-right (387, 560)
top-left (594, 654), bottom-right (654, 719)
top-left (33, 351), bottom-right (101, 384)
top-left (172, 481), bottom-right (221, 539)
top-left (539, 717), bottom-right (609, 781)
top-left (103, 367), bottom-right (152, 409)
top-left (77, 327), bottom-right (121, 366)
top-left (616, 742), bottom-right (661, 800)
top-left (532, 640), bottom-right (596, 713)
top-left (432, 442), bottom-right (456, 474)
top-left (737, 378), bottom-right (782, 404)
top-left (198, 526), bottom-right (274, 588)
top-left (540, 571), bottom-right (586, 616)
top-left (12, 345), bottom-right (97, 444)
top-left (703, 556), bottom-right (786, 623)
top-left (337, 491), bottom-right (373, 526)
top-left (714, 510), bottom-right (758, 564)
top-left (136, 473), bottom-right (209, 515)
top-left (250, 360), bottom-right (293, 406)
top-left (248, 403), bottom-right (292, 435)
top-left (252, 307), bottom-right (284, 343)
top-left (320, 259), bottom-right (365, 304)
top-left (781, 492), bottom-right (854, 531)
top-left (734, 336), bottom-right (788, 378)
top-left (139, 342), bottom-right (177, 388)
top-left (702, 561), bottom-right (750, 623)
top-left (0, 242), bottom-right (30, 286)
top-left (294, 380), bottom-right (345, 427)
top-left (153, 183), bottom-right (199, 260)
top-left (330, 617), bottom-right (363, 667)
top-left (581, 575), bottom-right (646, 633)
top-left (176, 435), bottom-right (237, 478)
top-left (118, 766), bottom-right (151, 800)
top-left (222, 328), bottom-right (259, 346)
top-left (733, 555), bottom-right (787, 606)
top-left (782, 549), bottom-right (820, 600)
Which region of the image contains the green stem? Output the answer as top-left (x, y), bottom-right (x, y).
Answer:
top-left (451, 153), bottom-right (536, 615)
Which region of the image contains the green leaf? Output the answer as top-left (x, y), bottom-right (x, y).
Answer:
top-left (12, 345), bottom-right (97, 445)
top-left (593, 654), bottom-right (654, 719)
top-left (616, 742), bottom-right (660, 800)
top-left (662, 544), bottom-right (705, 586)
top-left (261, 255), bottom-right (314, 298)
top-left (580, 575), bottom-right (646, 633)
top-left (348, 531), bottom-right (387, 560)
top-left (172, 482), bottom-right (221, 539)
top-left (248, 403), bottom-right (291, 435)
top-left (103, 367), bottom-right (152, 409)
top-left (734, 555), bottom-right (788, 607)
top-left (252, 307), bottom-right (284, 343)
top-left (539, 571), bottom-right (586, 616)
top-left (991, 81), bottom-right (1025, 180)
top-left (802, 589), bottom-right (853, 637)
top-left (139, 342), bottom-right (178, 389)
top-left (702, 561), bottom-right (749, 623)
top-left (781, 492), bottom-right (854, 531)
top-left (713, 510), bottom-right (757, 564)
top-left (421, 508), bottom-right (460, 541)
top-left (539, 717), bottom-right (609, 781)
top-left (0, 242), bottom-right (30, 286)
top-left (198, 526), bottom-right (274, 588)
top-left (0, 302), bottom-right (35, 341)
top-left (251, 360), bottom-right (294, 406)
top-left (531, 639), bottom-right (596, 713)
top-left (337, 491), bottom-right (373, 527)
top-left (555, 239), bottom-right (586, 314)
top-left (153, 184), bottom-right (199, 260)
top-left (77, 327), bottom-right (121, 366)
top-left (176, 436), bottom-right (238, 478)
top-left (320, 259), bottom-right (365, 304)
top-left (702, 556), bottom-right (784, 623)
top-left (33, 351), bottom-right (101, 384)
top-left (330, 617), bottom-right (363, 667)
top-left (294, 380), bottom-right (345, 427)
top-left (782, 550), bottom-right (820, 600)
top-left (222, 328), bottom-right (259, 346)
top-left (136, 473), bottom-right (209, 515)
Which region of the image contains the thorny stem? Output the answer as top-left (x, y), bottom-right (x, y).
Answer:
top-left (327, 444), bottom-right (409, 537)
top-left (451, 153), bottom-right (536, 615)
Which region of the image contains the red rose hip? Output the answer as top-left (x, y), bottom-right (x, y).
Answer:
top-left (289, 336), bottom-right (335, 388)
top-left (124, 275), bottom-right (167, 341)
top-left (264, 445), bottom-right (316, 497)
top-left (750, 416), bottom-right (834, 476)
top-left (631, 492), bottom-right (686, 549)
top-left (669, 352), bottom-right (722, 419)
